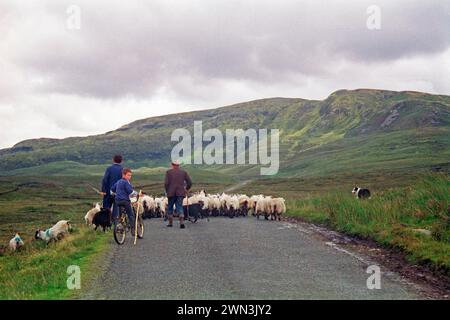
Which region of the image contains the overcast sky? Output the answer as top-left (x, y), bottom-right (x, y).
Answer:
top-left (0, 0), bottom-right (449, 148)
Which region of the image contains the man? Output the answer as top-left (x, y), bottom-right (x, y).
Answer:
top-left (164, 160), bottom-right (192, 229)
top-left (111, 168), bottom-right (136, 231)
top-left (101, 155), bottom-right (123, 210)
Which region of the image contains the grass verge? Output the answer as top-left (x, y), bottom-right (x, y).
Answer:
top-left (287, 173), bottom-right (450, 274)
top-left (0, 227), bottom-right (110, 300)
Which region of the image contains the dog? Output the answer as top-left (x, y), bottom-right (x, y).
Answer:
top-left (92, 208), bottom-right (112, 232)
top-left (352, 187), bottom-right (371, 199)
top-left (183, 203), bottom-right (202, 223)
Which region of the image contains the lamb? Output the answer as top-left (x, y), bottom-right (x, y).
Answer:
top-left (85, 203), bottom-right (101, 225)
top-left (35, 220), bottom-right (71, 243)
top-left (9, 233), bottom-right (24, 251)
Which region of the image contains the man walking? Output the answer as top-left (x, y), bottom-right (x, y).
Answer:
top-left (164, 160), bottom-right (192, 229)
top-left (101, 155), bottom-right (123, 210)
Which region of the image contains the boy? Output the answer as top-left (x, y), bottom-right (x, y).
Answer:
top-left (111, 168), bottom-right (137, 231)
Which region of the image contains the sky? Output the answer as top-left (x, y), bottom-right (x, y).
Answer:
top-left (0, 0), bottom-right (449, 149)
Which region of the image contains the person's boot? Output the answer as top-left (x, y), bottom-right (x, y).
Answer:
top-left (180, 217), bottom-right (185, 229)
top-left (167, 217), bottom-right (173, 227)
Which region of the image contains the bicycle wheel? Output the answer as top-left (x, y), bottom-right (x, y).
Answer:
top-left (137, 215), bottom-right (144, 239)
top-left (113, 216), bottom-right (127, 245)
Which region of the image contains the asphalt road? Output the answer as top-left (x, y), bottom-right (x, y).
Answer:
top-left (84, 217), bottom-right (421, 300)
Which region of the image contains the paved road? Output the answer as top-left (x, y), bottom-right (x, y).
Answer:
top-left (84, 217), bottom-right (421, 299)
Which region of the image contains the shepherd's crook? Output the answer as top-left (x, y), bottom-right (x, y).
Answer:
top-left (185, 189), bottom-right (190, 222)
top-left (134, 190), bottom-right (142, 245)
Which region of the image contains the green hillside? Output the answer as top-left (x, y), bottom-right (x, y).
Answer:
top-left (1, 89), bottom-right (449, 177)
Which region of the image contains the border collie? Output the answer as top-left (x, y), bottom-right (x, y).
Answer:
top-left (352, 187), bottom-right (371, 199)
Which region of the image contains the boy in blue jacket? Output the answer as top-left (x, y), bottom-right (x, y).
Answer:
top-left (111, 168), bottom-right (136, 231)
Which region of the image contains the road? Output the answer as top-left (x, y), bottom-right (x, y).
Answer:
top-left (84, 217), bottom-right (422, 299)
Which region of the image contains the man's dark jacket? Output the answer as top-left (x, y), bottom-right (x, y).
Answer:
top-left (102, 163), bottom-right (123, 194)
top-left (165, 168), bottom-right (192, 197)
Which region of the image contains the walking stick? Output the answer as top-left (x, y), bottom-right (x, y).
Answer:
top-left (185, 189), bottom-right (190, 222)
top-left (134, 190), bottom-right (142, 245)
top-left (87, 184), bottom-right (103, 196)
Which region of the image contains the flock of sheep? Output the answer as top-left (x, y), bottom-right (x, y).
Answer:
top-left (140, 190), bottom-right (286, 221)
top-left (6, 191), bottom-right (286, 253)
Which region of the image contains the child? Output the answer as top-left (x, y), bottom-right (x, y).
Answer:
top-left (111, 168), bottom-right (137, 230)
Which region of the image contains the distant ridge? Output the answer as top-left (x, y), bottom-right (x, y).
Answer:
top-left (1, 89), bottom-right (449, 177)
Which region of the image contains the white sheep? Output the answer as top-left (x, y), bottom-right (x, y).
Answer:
top-left (155, 197), bottom-right (168, 219)
top-left (207, 195), bottom-right (221, 216)
top-left (255, 196), bottom-right (272, 220)
top-left (248, 195), bottom-right (264, 215)
top-left (141, 195), bottom-right (155, 218)
top-left (35, 220), bottom-right (71, 243)
top-left (142, 195), bottom-right (155, 211)
top-left (225, 195), bottom-right (240, 217)
top-left (269, 197), bottom-right (286, 221)
top-left (9, 233), bottom-right (24, 251)
top-left (85, 203), bottom-right (101, 225)
top-left (238, 194), bottom-right (250, 215)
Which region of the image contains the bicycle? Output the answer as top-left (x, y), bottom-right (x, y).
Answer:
top-left (113, 198), bottom-right (144, 245)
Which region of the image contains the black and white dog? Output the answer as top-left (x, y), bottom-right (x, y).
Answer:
top-left (352, 187), bottom-right (371, 199)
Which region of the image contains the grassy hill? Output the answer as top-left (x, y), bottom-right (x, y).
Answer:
top-left (1, 89), bottom-right (449, 177)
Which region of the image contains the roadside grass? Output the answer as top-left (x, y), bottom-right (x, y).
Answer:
top-left (286, 173), bottom-right (450, 273)
top-left (0, 227), bottom-right (109, 300)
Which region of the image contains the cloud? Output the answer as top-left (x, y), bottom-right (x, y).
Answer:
top-left (0, 0), bottom-right (449, 148)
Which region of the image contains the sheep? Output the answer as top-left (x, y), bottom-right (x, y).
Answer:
top-left (85, 203), bottom-right (101, 225)
top-left (225, 195), bottom-right (240, 218)
top-left (255, 196), bottom-right (272, 220)
top-left (269, 197), bottom-right (286, 221)
top-left (9, 233), bottom-right (24, 251)
top-left (248, 195), bottom-right (264, 216)
top-left (208, 195), bottom-right (221, 216)
top-left (238, 195), bottom-right (250, 216)
top-left (183, 195), bottom-right (199, 206)
top-left (197, 195), bottom-right (211, 218)
top-left (35, 220), bottom-right (71, 243)
top-left (141, 195), bottom-right (156, 219)
top-left (155, 197), bottom-right (168, 220)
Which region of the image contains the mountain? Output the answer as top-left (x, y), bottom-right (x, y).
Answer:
top-left (1, 89), bottom-right (449, 177)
